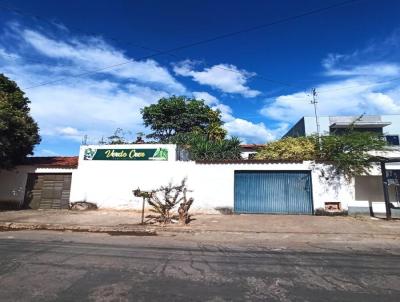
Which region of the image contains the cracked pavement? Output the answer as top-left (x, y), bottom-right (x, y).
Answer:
top-left (0, 229), bottom-right (400, 301)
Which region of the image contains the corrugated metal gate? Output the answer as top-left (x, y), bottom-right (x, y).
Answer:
top-left (24, 173), bottom-right (72, 209)
top-left (234, 171), bottom-right (313, 214)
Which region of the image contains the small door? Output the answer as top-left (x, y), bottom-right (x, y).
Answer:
top-left (234, 171), bottom-right (313, 214)
top-left (24, 174), bottom-right (72, 209)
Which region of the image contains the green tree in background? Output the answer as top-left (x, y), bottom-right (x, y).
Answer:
top-left (255, 136), bottom-right (317, 161)
top-left (318, 131), bottom-right (386, 179)
top-left (141, 96), bottom-right (225, 142)
top-left (255, 132), bottom-right (386, 179)
top-left (0, 74), bottom-right (40, 168)
top-left (141, 95), bottom-right (240, 160)
top-left (180, 133), bottom-right (242, 161)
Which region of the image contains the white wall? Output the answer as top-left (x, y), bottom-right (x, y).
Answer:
top-left (0, 167), bottom-right (32, 204)
top-left (70, 147), bottom-right (354, 213)
top-left (304, 116), bottom-right (331, 136)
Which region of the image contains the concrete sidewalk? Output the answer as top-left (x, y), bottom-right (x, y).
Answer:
top-left (0, 209), bottom-right (399, 237)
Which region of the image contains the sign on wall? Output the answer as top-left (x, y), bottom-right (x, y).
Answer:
top-left (83, 148), bottom-right (168, 161)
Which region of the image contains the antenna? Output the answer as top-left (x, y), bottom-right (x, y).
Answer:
top-left (310, 88), bottom-right (320, 136)
top-left (82, 134), bottom-right (88, 145)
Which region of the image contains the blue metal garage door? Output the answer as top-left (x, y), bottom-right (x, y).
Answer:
top-left (234, 171), bottom-right (313, 214)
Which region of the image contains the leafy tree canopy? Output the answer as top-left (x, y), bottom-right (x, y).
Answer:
top-left (0, 74), bottom-right (40, 168)
top-left (255, 132), bottom-right (386, 179)
top-left (318, 131), bottom-right (386, 179)
top-left (141, 96), bottom-right (225, 142)
top-left (255, 136), bottom-right (317, 161)
top-left (178, 133), bottom-right (242, 161)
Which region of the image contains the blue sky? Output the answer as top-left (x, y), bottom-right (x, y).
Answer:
top-left (1, 0), bottom-right (400, 155)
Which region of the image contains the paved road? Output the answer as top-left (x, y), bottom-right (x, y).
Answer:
top-left (0, 231), bottom-right (399, 301)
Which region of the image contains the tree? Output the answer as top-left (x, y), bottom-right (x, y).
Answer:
top-left (254, 136), bottom-right (317, 161)
top-left (0, 74), bottom-right (40, 168)
top-left (141, 96), bottom-right (225, 142)
top-left (318, 131), bottom-right (386, 179)
top-left (182, 133), bottom-right (242, 161)
top-left (141, 178), bottom-right (194, 225)
top-left (255, 132), bottom-right (386, 180)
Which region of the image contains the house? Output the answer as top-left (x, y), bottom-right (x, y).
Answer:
top-left (0, 157), bottom-right (78, 210)
top-left (283, 114), bottom-right (400, 145)
top-left (240, 144), bottom-right (264, 159)
top-left (283, 114), bottom-right (400, 215)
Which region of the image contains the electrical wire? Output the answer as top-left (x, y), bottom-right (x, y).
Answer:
top-left (0, 0), bottom-right (362, 90)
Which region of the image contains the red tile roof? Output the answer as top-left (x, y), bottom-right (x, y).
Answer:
top-left (22, 156), bottom-right (79, 168)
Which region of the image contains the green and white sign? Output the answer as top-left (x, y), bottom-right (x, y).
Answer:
top-left (83, 148), bottom-right (168, 161)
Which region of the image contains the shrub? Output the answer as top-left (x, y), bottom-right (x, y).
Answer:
top-left (255, 136), bottom-right (317, 161)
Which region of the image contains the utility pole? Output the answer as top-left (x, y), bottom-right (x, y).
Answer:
top-left (311, 88), bottom-right (320, 137)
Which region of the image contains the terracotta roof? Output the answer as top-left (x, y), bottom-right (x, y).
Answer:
top-left (22, 156), bottom-right (79, 168)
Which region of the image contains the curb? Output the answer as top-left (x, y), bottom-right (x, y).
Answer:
top-left (0, 222), bottom-right (157, 236)
top-left (1, 222), bottom-right (400, 238)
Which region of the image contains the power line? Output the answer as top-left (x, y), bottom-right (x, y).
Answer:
top-left (0, 0), bottom-right (362, 90)
top-left (0, 2), bottom-right (300, 89)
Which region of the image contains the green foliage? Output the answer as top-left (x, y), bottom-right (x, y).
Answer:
top-left (206, 121), bottom-right (227, 141)
top-left (318, 131), bottom-right (386, 179)
top-left (255, 136), bottom-right (317, 161)
top-left (183, 133), bottom-right (242, 161)
top-left (255, 132), bottom-right (386, 179)
top-left (0, 74), bottom-right (40, 168)
top-left (141, 96), bottom-right (225, 142)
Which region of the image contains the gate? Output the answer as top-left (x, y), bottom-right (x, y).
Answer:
top-left (24, 173), bottom-right (72, 209)
top-left (234, 171), bottom-right (313, 214)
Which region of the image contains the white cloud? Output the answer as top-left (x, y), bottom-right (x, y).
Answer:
top-left (0, 47), bottom-right (19, 60)
top-left (191, 91), bottom-right (277, 142)
top-left (174, 60), bottom-right (260, 97)
top-left (0, 22), bottom-right (278, 148)
top-left (205, 100), bottom-right (277, 143)
top-left (57, 126), bottom-right (80, 136)
top-left (324, 63), bottom-right (400, 77)
top-left (192, 91), bottom-right (219, 105)
top-left (21, 29), bottom-right (186, 94)
top-left (0, 25), bottom-right (180, 149)
top-left (26, 78), bottom-right (166, 143)
top-left (224, 119), bottom-right (276, 144)
top-left (261, 60), bottom-right (400, 124)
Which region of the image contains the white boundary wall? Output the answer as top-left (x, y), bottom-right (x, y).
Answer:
top-left (70, 145), bottom-right (354, 212)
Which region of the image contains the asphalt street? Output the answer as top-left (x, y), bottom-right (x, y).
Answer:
top-left (0, 231), bottom-right (399, 302)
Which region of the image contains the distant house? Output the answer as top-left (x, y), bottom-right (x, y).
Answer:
top-left (0, 157), bottom-right (78, 210)
top-left (283, 114), bottom-right (400, 146)
top-left (240, 144), bottom-right (264, 159)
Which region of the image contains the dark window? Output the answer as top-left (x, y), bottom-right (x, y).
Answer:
top-left (330, 127), bottom-right (383, 135)
top-left (386, 135), bottom-right (400, 146)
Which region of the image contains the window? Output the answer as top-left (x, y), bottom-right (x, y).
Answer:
top-left (385, 135), bottom-right (400, 146)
